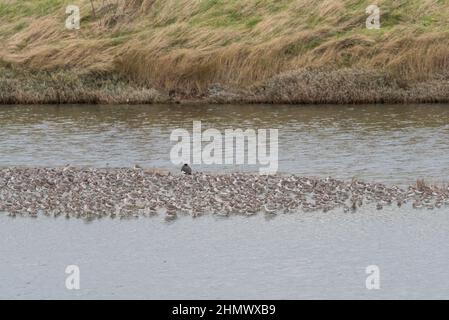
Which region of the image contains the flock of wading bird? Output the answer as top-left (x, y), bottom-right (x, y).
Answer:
top-left (0, 165), bottom-right (449, 221)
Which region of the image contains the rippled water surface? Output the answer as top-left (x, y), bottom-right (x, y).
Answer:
top-left (1, 104), bottom-right (449, 299)
top-left (1, 104), bottom-right (449, 184)
top-left (2, 209), bottom-right (449, 300)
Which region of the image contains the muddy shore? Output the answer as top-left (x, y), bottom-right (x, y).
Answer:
top-left (3, 68), bottom-right (449, 105)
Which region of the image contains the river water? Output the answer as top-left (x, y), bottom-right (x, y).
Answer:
top-left (1, 104), bottom-right (449, 183)
top-left (1, 104), bottom-right (449, 299)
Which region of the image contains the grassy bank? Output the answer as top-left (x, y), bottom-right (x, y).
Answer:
top-left (1, 0), bottom-right (449, 104)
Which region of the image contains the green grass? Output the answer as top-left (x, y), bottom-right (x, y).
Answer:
top-left (0, 0), bottom-right (66, 20)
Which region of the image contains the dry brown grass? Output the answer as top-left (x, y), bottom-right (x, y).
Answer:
top-left (2, 0), bottom-right (449, 103)
top-left (0, 66), bottom-right (168, 104)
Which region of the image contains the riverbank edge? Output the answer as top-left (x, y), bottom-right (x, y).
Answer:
top-left (2, 67), bottom-right (449, 105)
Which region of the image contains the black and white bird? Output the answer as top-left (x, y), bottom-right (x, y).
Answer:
top-left (181, 164), bottom-right (192, 175)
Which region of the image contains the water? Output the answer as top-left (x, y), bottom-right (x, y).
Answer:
top-left (1, 104), bottom-right (449, 184)
top-left (1, 210), bottom-right (449, 299)
top-left (1, 103), bottom-right (449, 299)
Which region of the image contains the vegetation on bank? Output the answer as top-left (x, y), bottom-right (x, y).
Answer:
top-left (1, 0), bottom-right (449, 104)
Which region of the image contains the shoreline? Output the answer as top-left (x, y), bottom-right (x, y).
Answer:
top-left (1, 167), bottom-right (448, 220)
top-left (3, 67), bottom-right (449, 105)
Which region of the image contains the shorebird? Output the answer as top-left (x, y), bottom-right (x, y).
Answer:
top-left (4, 166), bottom-right (449, 219)
top-left (181, 164), bottom-right (192, 175)
top-left (263, 204), bottom-right (277, 214)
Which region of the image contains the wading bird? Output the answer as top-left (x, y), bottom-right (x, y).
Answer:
top-left (181, 164), bottom-right (192, 175)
